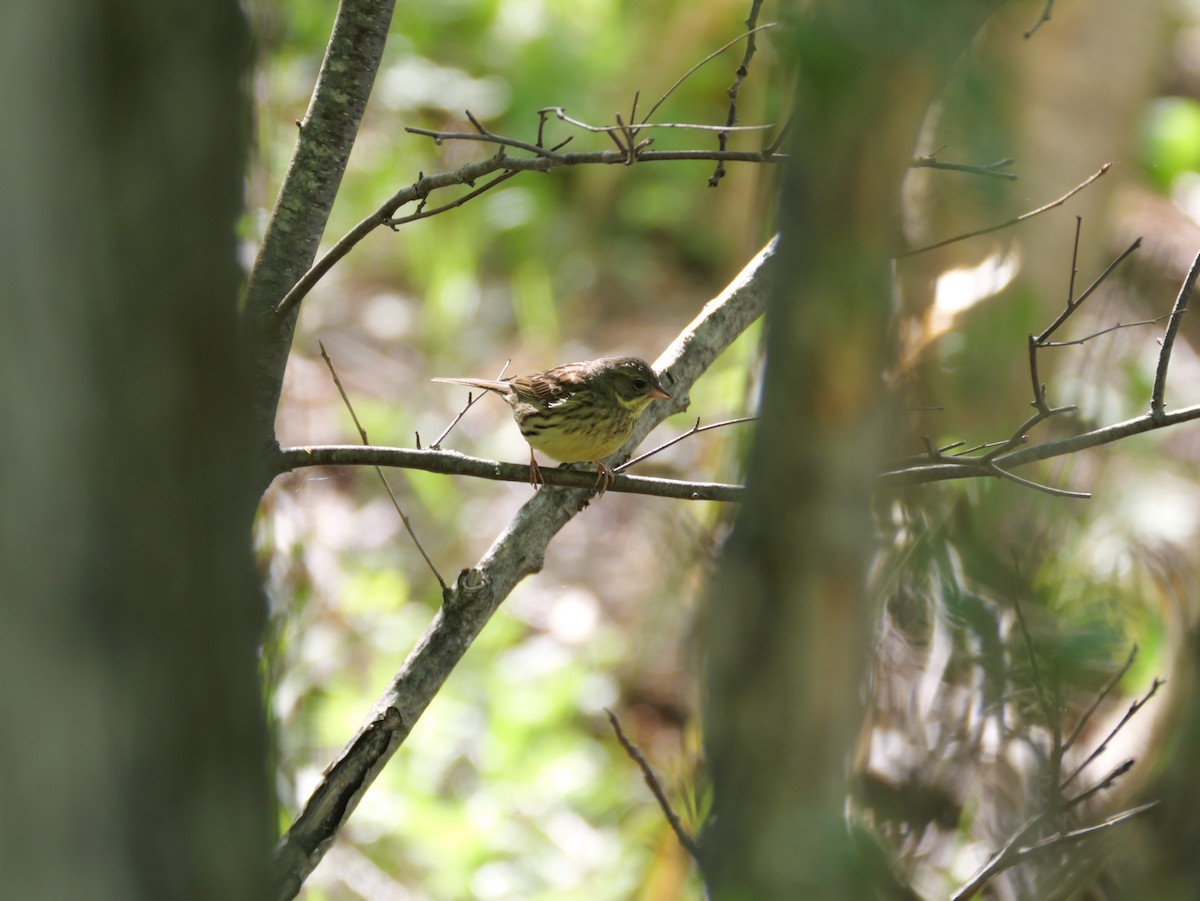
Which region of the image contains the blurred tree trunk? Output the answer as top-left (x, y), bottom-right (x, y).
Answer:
top-left (0, 2), bottom-right (271, 899)
top-left (700, 3), bottom-right (1000, 897)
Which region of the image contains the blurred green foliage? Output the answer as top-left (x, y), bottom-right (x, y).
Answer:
top-left (1138, 97), bottom-right (1200, 191)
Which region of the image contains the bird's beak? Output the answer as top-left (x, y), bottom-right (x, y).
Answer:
top-left (649, 386), bottom-right (670, 400)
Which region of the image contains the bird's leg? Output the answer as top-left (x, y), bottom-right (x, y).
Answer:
top-left (591, 461), bottom-right (615, 496)
top-left (528, 450), bottom-right (544, 489)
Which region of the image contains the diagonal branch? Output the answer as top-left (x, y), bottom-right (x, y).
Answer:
top-left (896, 163), bottom-right (1111, 258)
top-left (270, 236), bottom-right (778, 899)
top-left (1150, 250), bottom-right (1200, 419)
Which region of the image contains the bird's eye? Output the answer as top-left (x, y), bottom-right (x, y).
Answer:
top-left (632, 378), bottom-right (648, 391)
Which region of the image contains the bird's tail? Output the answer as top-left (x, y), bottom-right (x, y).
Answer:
top-left (431, 376), bottom-right (510, 394)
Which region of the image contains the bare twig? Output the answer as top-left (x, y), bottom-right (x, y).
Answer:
top-left (878, 402), bottom-right (1200, 489)
top-left (535, 109), bottom-right (776, 136)
top-left (988, 461), bottom-right (1090, 499)
top-left (615, 416), bottom-right (758, 472)
top-left (950, 801), bottom-right (1158, 901)
top-left (429, 360), bottom-right (511, 450)
top-left (1150, 250), bottom-right (1200, 419)
top-left (605, 710), bottom-right (702, 862)
top-left (1012, 590), bottom-right (1058, 744)
top-left (1025, 0), bottom-right (1056, 39)
top-left (319, 342), bottom-right (447, 592)
top-left (1043, 314), bottom-right (1172, 348)
top-left (887, 232), bottom-right (1159, 497)
top-left (1062, 645), bottom-right (1138, 756)
top-left (1035, 237), bottom-right (1142, 344)
top-left (708, 3), bottom-right (772, 186)
top-left (909, 154), bottom-right (1017, 181)
top-left (642, 20), bottom-right (777, 127)
top-left (1060, 677), bottom-right (1165, 791)
top-left (275, 142), bottom-right (782, 315)
top-left (277, 445), bottom-right (745, 503)
top-left (896, 163), bottom-right (1111, 258)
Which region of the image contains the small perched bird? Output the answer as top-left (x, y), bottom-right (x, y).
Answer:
top-left (433, 355), bottom-right (670, 493)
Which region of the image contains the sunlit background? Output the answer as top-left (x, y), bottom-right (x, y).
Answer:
top-left (247, 0), bottom-right (1200, 897)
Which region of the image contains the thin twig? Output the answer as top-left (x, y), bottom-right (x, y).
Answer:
top-left (277, 445), bottom-right (747, 503)
top-left (275, 142), bottom-right (782, 315)
top-left (1035, 237), bottom-right (1142, 344)
top-left (878, 402), bottom-right (1200, 489)
top-left (1060, 677), bottom-right (1165, 791)
top-left (950, 801), bottom-right (1157, 901)
top-left (1067, 216), bottom-right (1082, 304)
top-left (537, 109), bottom-right (776, 135)
top-left (1012, 589), bottom-right (1058, 745)
top-left (1062, 645), bottom-right (1138, 755)
top-left (615, 416), bottom-right (757, 472)
top-left (318, 342), bottom-right (447, 591)
top-left (1044, 314), bottom-right (1172, 347)
top-left (909, 154), bottom-right (1017, 181)
top-left (429, 360), bottom-right (511, 450)
top-left (1025, 0), bottom-right (1056, 39)
top-left (1150, 250), bottom-right (1200, 419)
top-left (605, 710), bottom-right (702, 863)
top-left (988, 461), bottom-right (1090, 499)
top-left (896, 163), bottom-right (1111, 258)
top-left (641, 20), bottom-right (777, 126)
top-left (708, 4), bottom-right (772, 186)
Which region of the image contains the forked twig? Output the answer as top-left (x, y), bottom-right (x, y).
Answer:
top-left (429, 360), bottom-right (511, 450)
top-left (1060, 677), bottom-right (1165, 791)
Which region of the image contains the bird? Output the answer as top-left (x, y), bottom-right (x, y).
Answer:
top-left (433, 355), bottom-right (671, 493)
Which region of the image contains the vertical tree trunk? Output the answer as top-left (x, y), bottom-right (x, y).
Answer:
top-left (0, 2), bottom-right (270, 898)
top-left (700, 4), bottom-right (1000, 897)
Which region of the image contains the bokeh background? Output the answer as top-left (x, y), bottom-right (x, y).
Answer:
top-left (247, 0), bottom-right (1200, 897)
top-left (251, 2), bottom-right (774, 898)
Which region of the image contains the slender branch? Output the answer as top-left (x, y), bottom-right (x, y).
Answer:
top-left (1013, 592), bottom-right (1058, 742)
top-left (318, 343), bottom-right (447, 591)
top-left (1035, 237), bottom-right (1142, 344)
top-left (616, 416), bottom-right (757, 472)
top-left (642, 20), bottom-right (776, 127)
top-left (950, 801), bottom-right (1158, 901)
top-left (909, 154), bottom-right (1017, 181)
top-left (1025, 0), bottom-right (1056, 39)
top-left (707, 3), bottom-right (772, 186)
top-left (1043, 314), bottom-right (1171, 347)
top-left (275, 144), bottom-right (782, 314)
top-left (1060, 677), bottom-right (1165, 791)
top-left (988, 461), bottom-right (1090, 499)
top-left (276, 445), bottom-right (745, 503)
top-left (896, 163), bottom-right (1111, 258)
top-left (605, 710), bottom-right (701, 862)
top-left (1150, 250), bottom-right (1200, 419)
top-left (1062, 645), bottom-right (1138, 756)
top-left (429, 361), bottom-right (511, 450)
top-left (532, 111), bottom-right (777, 135)
top-left (878, 402), bottom-right (1200, 489)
